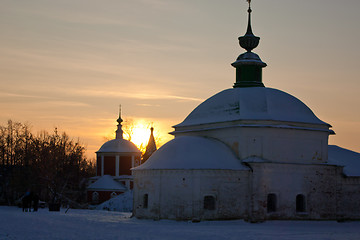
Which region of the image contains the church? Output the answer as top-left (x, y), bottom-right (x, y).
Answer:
top-left (87, 109), bottom-right (156, 204)
top-left (132, 2), bottom-right (360, 222)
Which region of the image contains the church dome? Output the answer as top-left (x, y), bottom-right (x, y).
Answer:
top-left (97, 138), bottom-right (141, 153)
top-left (175, 87), bottom-right (329, 128)
top-left (134, 136), bottom-right (249, 170)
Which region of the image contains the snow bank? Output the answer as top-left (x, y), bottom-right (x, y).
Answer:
top-left (95, 190), bottom-right (133, 212)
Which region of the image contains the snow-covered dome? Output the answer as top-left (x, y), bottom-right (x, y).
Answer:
top-left (175, 87), bottom-right (329, 127)
top-left (87, 175), bottom-right (127, 191)
top-left (134, 136), bottom-right (249, 170)
top-left (97, 138), bottom-right (141, 153)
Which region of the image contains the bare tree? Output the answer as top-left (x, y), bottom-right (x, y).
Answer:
top-left (0, 120), bottom-right (95, 206)
top-left (122, 118), bottom-right (135, 141)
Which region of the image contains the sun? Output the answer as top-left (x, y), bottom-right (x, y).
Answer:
top-left (123, 119), bottom-right (151, 152)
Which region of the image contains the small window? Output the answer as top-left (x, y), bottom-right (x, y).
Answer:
top-left (92, 191), bottom-right (99, 204)
top-left (267, 193), bottom-right (277, 213)
top-left (203, 196), bottom-right (216, 210)
top-left (110, 192), bottom-right (117, 198)
top-left (143, 194), bottom-right (148, 209)
top-left (296, 194), bottom-right (306, 212)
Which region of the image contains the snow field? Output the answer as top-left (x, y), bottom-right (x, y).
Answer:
top-left (1, 206), bottom-right (360, 240)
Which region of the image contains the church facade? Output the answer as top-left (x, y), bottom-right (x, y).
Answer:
top-left (87, 111), bottom-right (141, 204)
top-left (132, 3), bottom-right (360, 222)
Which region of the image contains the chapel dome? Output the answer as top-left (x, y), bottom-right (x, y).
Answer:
top-left (175, 87), bottom-right (329, 128)
top-left (97, 138), bottom-right (141, 154)
top-left (133, 136), bottom-right (249, 170)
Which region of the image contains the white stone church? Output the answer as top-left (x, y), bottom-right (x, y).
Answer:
top-left (132, 3), bottom-right (360, 222)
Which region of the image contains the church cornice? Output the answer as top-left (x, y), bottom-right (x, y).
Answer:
top-left (171, 120), bottom-right (334, 135)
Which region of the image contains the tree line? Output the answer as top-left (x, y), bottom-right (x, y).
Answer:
top-left (0, 120), bottom-right (95, 206)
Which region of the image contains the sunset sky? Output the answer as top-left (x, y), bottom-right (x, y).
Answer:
top-left (1, 0), bottom-right (359, 159)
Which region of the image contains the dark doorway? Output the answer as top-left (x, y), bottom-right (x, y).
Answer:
top-left (203, 196), bottom-right (215, 210)
top-left (143, 194), bottom-right (148, 209)
top-left (267, 193), bottom-right (277, 212)
top-left (296, 194), bottom-right (306, 212)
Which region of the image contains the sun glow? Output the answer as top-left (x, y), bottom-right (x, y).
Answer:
top-left (123, 119), bottom-right (152, 153)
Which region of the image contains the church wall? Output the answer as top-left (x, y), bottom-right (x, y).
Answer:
top-left (159, 170), bottom-right (194, 220)
top-left (337, 176), bottom-right (360, 220)
top-left (133, 155), bottom-right (360, 221)
top-left (133, 170), bottom-right (162, 219)
top-left (249, 163), bottom-right (340, 221)
top-left (176, 124), bottom-right (329, 164)
top-left (133, 169), bottom-right (250, 220)
top-left (87, 190), bottom-right (124, 204)
top-left (260, 128), bottom-right (328, 164)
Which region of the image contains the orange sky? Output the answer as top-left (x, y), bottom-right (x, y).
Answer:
top-left (1, 0), bottom-right (359, 159)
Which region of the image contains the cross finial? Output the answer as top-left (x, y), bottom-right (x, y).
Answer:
top-left (116, 104), bottom-right (123, 139)
top-left (247, 0), bottom-right (252, 15)
top-left (119, 104), bottom-right (122, 118)
top-left (239, 0), bottom-right (258, 51)
top-left (117, 104), bottom-right (123, 124)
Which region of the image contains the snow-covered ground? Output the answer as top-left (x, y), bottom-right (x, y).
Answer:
top-left (1, 206), bottom-right (360, 240)
top-left (95, 190), bottom-right (133, 212)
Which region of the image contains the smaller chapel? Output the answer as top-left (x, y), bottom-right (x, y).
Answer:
top-left (132, 2), bottom-right (360, 222)
top-left (87, 110), bottom-right (142, 204)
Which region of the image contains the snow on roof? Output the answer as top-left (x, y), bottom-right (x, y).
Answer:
top-left (242, 157), bottom-right (270, 163)
top-left (133, 136), bottom-right (249, 171)
top-left (327, 145), bottom-right (360, 177)
top-left (97, 138), bottom-right (141, 153)
top-left (175, 87), bottom-right (329, 128)
top-left (87, 175), bottom-right (127, 191)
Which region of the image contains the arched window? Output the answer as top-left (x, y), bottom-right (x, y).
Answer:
top-left (203, 196), bottom-right (216, 210)
top-left (267, 193), bottom-right (277, 213)
top-left (143, 194), bottom-right (148, 209)
top-left (110, 192), bottom-right (117, 198)
top-left (296, 194), bottom-right (306, 212)
top-left (92, 191), bottom-right (99, 204)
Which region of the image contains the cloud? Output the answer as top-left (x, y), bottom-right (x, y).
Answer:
top-left (0, 91), bottom-right (50, 99)
top-left (0, 91), bottom-right (90, 108)
top-left (68, 88), bottom-right (203, 102)
top-left (136, 103), bottom-right (161, 107)
top-left (46, 101), bottom-right (91, 107)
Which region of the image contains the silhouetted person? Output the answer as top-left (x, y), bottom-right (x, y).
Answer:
top-left (22, 190), bottom-right (33, 212)
top-left (32, 193), bottom-right (39, 212)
